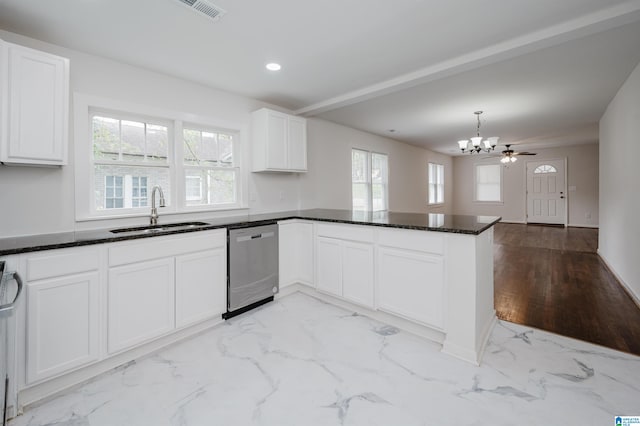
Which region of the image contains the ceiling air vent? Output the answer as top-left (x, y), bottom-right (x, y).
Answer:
top-left (175, 0), bottom-right (227, 22)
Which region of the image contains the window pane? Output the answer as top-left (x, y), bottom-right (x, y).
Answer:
top-left (218, 133), bottom-right (234, 166)
top-left (372, 183), bottom-right (386, 211)
top-left (185, 170), bottom-right (205, 204)
top-left (352, 183), bottom-right (368, 211)
top-left (352, 150), bottom-right (368, 183)
top-left (183, 129), bottom-right (202, 165)
top-left (94, 165), bottom-right (170, 211)
top-left (476, 165), bottom-right (501, 202)
top-left (183, 129), bottom-right (218, 166)
top-left (207, 169), bottom-right (236, 204)
top-left (428, 163), bottom-right (444, 204)
top-left (146, 124), bottom-right (169, 164)
top-left (371, 153), bottom-right (388, 184)
top-left (121, 120), bottom-right (145, 161)
top-left (92, 116), bottom-right (120, 160)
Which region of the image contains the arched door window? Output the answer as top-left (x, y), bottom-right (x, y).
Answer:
top-left (533, 164), bottom-right (557, 174)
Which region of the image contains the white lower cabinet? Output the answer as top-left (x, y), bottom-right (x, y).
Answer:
top-left (377, 247), bottom-right (444, 329)
top-left (107, 258), bottom-right (175, 354)
top-left (279, 221), bottom-right (314, 288)
top-left (175, 248), bottom-right (226, 328)
top-left (316, 236), bottom-right (343, 297)
top-left (315, 227), bottom-right (375, 309)
top-left (26, 272), bottom-right (100, 384)
top-left (107, 229), bottom-right (227, 354)
top-left (21, 229), bottom-right (227, 396)
top-left (342, 241), bottom-right (374, 307)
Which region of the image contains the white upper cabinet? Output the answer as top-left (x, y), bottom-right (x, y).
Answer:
top-left (0, 40), bottom-right (70, 166)
top-left (251, 108), bottom-right (307, 172)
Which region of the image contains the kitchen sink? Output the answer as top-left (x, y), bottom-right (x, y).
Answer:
top-left (110, 221), bottom-right (210, 235)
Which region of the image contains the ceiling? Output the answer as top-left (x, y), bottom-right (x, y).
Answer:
top-left (1, 0), bottom-right (640, 154)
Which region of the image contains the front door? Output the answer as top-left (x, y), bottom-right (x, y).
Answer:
top-left (526, 159), bottom-right (566, 225)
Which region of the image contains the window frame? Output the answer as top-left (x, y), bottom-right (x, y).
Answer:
top-left (427, 162), bottom-right (444, 205)
top-left (90, 109), bottom-right (173, 217)
top-left (351, 148), bottom-right (388, 212)
top-left (474, 163), bottom-right (503, 204)
top-left (74, 94), bottom-right (245, 222)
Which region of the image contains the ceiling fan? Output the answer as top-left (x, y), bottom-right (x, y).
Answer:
top-left (483, 144), bottom-right (537, 163)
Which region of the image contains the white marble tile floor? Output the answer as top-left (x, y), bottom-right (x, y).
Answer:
top-left (9, 292), bottom-right (640, 426)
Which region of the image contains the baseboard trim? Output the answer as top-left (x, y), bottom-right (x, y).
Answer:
top-left (499, 220), bottom-right (526, 224)
top-left (597, 250), bottom-right (640, 310)
top-left (568, 223), bottom-right (599, 229)
top-left (278, 283), bottom-right (446, 345)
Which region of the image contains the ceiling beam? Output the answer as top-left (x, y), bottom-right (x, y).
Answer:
top-left (295, 1), bottom-right (640, 117)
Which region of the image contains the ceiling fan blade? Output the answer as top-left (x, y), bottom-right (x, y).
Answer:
top-left (514, 152), bottom-right (537, 155)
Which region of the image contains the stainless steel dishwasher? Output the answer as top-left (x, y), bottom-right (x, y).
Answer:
top-left (1, 262), bottom-right (23, 426)
top-left (224, 224), bottom-right (278, 319)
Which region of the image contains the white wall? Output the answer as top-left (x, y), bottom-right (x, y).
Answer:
top-left (452, 144), bottom-right (599, 226)
top-left (300, 118), bottom-right (453, 213)
top-left (599, 60), bottom-right (640, 303)
top-left (0, 30), bottom-right (300, 237)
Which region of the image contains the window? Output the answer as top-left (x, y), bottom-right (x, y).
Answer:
top-left (92, 113), bottom-right (170, 212)
top-left (105, 176), bottom-right (123, 209)
top-left (131, 177), bottom-right (148, 207)
top-left (77, 95), bottom-right (243, 220)
top-left (352, 149), bottom-right (388, 211)
top-left (475, 164), bottom-right (502, 202)
top-left (534, 164), bottom-right (557, 174)
top-left (428, 163), bottom-right (444, 204)
top-left (185, 176), bottom-right (202, 202)
top-left (183, 127), bottom-right (239, 206)
top-left (104, 175), bottom-right (148, 209)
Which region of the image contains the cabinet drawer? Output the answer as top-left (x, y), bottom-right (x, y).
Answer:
top-left (377, 228), bottom-right (444, 254)
top-left (316, 223), bottom-right (374, 243)
top-left (26, 247), bottom-right (100, 281)
top-left (109, 229), bottom-right (226, 266)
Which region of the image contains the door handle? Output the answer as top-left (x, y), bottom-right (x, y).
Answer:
top-left (0, 271), bottom-right (23, 313)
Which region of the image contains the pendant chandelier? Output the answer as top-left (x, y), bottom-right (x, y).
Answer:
top-left (457, 111), bottom-right (499, 154)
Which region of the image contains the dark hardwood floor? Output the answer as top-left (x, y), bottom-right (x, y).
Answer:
top-left (493, 223), bottom-right (640, 355)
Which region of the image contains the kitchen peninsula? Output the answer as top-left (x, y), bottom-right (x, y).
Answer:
top-left (0, 209), bottom-right (499, 409)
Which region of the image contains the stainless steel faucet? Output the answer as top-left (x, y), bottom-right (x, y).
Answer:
top-left (150, 186), bottom-right (166, 225)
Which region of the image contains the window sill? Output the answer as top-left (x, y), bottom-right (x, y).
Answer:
top-left (76, 205), bottom-right (249, 223)
top-left (473, 201), bottom-right (504, 206)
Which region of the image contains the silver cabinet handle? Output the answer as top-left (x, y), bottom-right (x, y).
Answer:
top-left (0, 272), bottom-right (23, 313)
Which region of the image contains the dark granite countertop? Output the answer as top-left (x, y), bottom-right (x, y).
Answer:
top-left (0, 209), bottom-right (500, 256)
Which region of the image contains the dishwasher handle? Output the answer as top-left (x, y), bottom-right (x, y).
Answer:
top-left (0, 272), bottom-right (23, 314)
top-left (236, 231), bottom-right (275, 242)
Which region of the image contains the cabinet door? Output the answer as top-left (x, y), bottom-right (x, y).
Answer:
top-left (266, 111), bottom-right (288, 169)
top-left (288, 117), bottom-right (307, 171)
top-left (108, 258), bottom-right (175, 354)
top-left (175, 248), bottom-right (226, 328)
top-left (342, 241), bottom-right (374, 308)
top-left (3, 42), bottom-right (69, 165)
top-left (297, 222), bottom-right (314, 286)
top-left (278, 223), bottom-right (297, 288)
top-left (377, 247), bottom-right (444, 329)
top-left (26, 272), bottom-right (100, 384)
top-left (315, 236), bottom-right (342, 297)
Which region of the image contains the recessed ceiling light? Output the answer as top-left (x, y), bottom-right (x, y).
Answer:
top-left (266, 63), bottom-right (281, 71)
